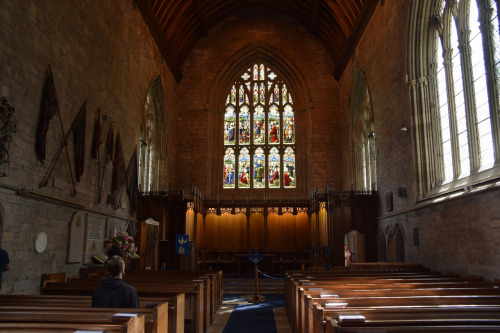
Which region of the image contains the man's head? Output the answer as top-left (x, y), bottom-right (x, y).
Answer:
top-left (104, 240), bottom-right (113, 252)
top-left (106, 255), bottom-right (125, 278)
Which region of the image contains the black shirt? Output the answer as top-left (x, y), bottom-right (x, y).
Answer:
top-left (92, 278), bottom-right (140, 308)
top-left (107, 244), bottom-right (124, 259)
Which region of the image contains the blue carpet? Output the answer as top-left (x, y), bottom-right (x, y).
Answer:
top-left (222, 294), bottom-right (284, 333)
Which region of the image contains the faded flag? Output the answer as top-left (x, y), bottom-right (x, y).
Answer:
top-left (91, 108), bottom-right (103, 159)
top-left (126, 146), bottom-right (138, 215)
top-left (111, 131), bottom-right (126, 197)
top-left (105, 124), bottom-right (114, 162)
top-left (72, 101), bottom-right (86, 182)
top-left (35, 65), bottom-right (59, 163)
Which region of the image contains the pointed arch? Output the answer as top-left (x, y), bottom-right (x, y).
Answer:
top-left (349, 67), bottom-right (376, 191)
top-left (394, 223), bottom-right (406, 262)
top-left (206, 42), bottom-right (313, 197)
top-left (139, 75), bottom-right (167, 192)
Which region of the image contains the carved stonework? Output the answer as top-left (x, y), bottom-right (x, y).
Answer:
top-left (0, 97), bottom-right (17, 168)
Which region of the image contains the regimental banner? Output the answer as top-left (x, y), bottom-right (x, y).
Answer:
top-left (247, 254), bottom-right (264, 266)
top-left (175, 234), bottom-right (189, 255)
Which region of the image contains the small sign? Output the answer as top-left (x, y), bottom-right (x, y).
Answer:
top-left (175, 234), bottom-right (189, 255)
top-left (247, 254), bottom-right (264, 265)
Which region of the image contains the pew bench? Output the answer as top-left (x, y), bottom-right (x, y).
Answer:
top-left (0, 303), bottom-right (167, 333)
top-left (0, 313), bottom-right (144, 333)
top-left (42, 280), bottom-right (202, 333)
top-left (0, 294), bottom-right (182, 333)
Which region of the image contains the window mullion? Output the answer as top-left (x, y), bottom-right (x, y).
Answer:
top-left (443, 43), bottom-right (462, 179)
top-left (480, 1), bottom-right (500, 165)
top-left (459, 27), bottom-right (481, 173)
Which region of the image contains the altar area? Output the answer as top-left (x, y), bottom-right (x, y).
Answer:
top-left (134, 187), bottom-right (377, 274)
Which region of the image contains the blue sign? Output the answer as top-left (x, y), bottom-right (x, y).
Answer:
top-left (247, 254), bottom-right (264, 265)
top-left (175, 234), bottom-right (189, 255)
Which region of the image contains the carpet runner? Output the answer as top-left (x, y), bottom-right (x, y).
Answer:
top-left (207, 273), bottom-right (292, 333)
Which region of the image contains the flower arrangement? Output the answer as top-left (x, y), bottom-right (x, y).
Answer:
top-left (110, 230), bottom-right (140, 260)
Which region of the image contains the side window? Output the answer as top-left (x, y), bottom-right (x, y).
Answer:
top-left (139, 75), bottom-right (166, 192)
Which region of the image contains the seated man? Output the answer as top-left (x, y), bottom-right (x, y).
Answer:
top-left (92, 255), bottom-right (140, 308)
top-left (104, 240), bottom-right (124, 259)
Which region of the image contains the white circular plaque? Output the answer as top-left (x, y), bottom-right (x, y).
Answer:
top-left (34, 232), bottom-right (48, 253)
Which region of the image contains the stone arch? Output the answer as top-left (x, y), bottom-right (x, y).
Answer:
top-left (206, 42), bottom-right (313, 197)
top-left (348, 67), bottom-right (375, 191)
top-left (394, 223), bottom-right (406, 262)
top-left (378, 231), bottom-right (387, 262)
top-left (386, 227), bottom-right (395, 262)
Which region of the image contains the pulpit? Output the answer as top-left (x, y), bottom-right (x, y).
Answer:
top-left (136, 218), bottom-right (160, 270)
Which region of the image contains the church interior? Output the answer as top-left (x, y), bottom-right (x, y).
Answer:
top-left (1, 0), bottom-right (500, 331)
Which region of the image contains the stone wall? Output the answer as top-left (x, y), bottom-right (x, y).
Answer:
top-left (0, 0), bottom-right (176, 293)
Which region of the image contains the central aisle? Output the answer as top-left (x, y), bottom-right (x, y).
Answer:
top-left (207, 275), bottom-right (292, 333)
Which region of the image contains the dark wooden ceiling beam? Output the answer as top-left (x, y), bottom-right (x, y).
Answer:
top-left (333, 0), bottom-right (380, 80)
top-left (308, 0), bottom-right (321, 32)
top-left (135, 0), bottom-right (183, 83)
top-left (193, 0), bottom-right (208, 36)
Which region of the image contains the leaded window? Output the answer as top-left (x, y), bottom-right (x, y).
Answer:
top-left (433, 0), bottom-right (498, 186)
top-left (223, 64), bottom-right (296, 189)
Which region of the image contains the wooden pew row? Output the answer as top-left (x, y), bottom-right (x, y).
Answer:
top-left (123, 273), bottom-right (212, 328)
top-left (310, 297), bottom-right (500, 333)
top-left (299, 282), bottom-right (500, 333)
top-left (47, 275), bottom-right (205, 332)
top-left (285, 271), bottom-right (452, 330)
top-left (79, 268), bottom-right (223, 325)
top-left (322, 308), bottom-right (500, 333)
top-left (0, 313), bottom-right (144, 333)
top-left (43, 279), bottom-right (203, 333)
top-left (325, 320), bottom-right (500, 333)
top-left (0, 294), bottom-right (184, 333)
top-left (286, 270), bottom-right (500, 333)
top-left (0, 304), bottom-right (166, 333)
top-left (284, 270), bottom-right (452, 315)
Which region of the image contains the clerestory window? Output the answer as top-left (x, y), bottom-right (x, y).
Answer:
top-left (223, 64), bottom-right (296, 189)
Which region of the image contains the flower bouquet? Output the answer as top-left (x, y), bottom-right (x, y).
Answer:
top-left (110, 230), bottom-right (140, 260)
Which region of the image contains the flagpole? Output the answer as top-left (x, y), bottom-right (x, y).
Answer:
top-left (115, 184), bottom-right (125, 210)
top-left (40, 102), bottom-right (85, 197)
top-left (97, 123), bottom-right (112, 204)
top-left (57, 105), bottom-right (77, 197)
top-left (95, 108), bottom-right (101, 204)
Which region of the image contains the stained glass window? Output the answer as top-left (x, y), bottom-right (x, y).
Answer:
top-left (223, 148), bottom-right (236, 188)
top-left (223, 64), bottom-right (296, 189)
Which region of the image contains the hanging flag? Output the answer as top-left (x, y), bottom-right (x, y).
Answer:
top-left (111, 130), bottom-right (126, 197)
top-left (105, 124), bottom-right (114, 162)
top-left (91, 108), bottom-right (103, 159)
top-left (72, 101), bottom-right (86, 182)
top-left (126, 146), bottom-right (138, 215)
top-left (35, 65), bottom-right (59, 163)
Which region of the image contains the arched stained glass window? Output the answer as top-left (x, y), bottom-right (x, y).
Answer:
top-left (223, 64), bottom-right (296, 189)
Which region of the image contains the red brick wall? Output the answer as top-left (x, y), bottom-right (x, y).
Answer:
top-left (178, 10), bottom-right (344, 199)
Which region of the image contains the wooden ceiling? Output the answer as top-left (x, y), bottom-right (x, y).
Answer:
top-left (135, 0), bottom-right (380, 82)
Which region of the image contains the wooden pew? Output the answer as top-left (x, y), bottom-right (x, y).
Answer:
top-left (42, 279), bottom-right (203, 333)
top-left (80, 267), bottom-right (223, 324)
top-left (0, 313), bottom-right (144, 333)
top-left (0, 304), bottom-right (167, 333)
top-left (0, 294), bottom-right (181, 333)
top-left (285, 269), bottom-right (500, 333)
